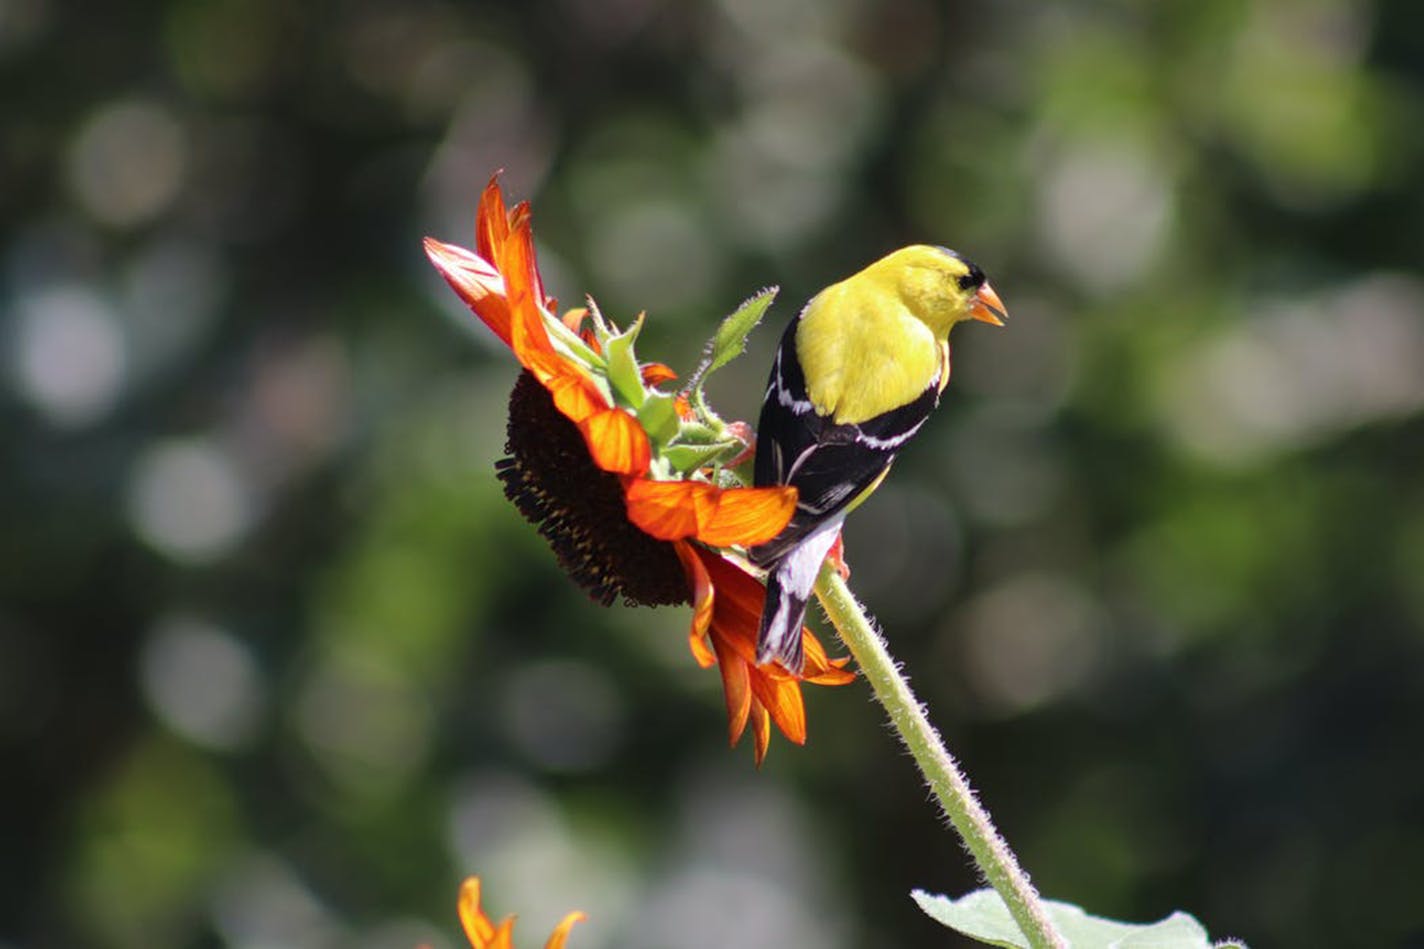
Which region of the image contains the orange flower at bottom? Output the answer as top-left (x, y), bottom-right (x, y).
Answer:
top-left (458, 877), bottom-right (584, 949)
top-left (675, 543), bottom-right (856, 765)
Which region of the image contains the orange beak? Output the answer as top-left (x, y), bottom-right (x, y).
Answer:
top-left (970, 281), bottom-right (1008, 326)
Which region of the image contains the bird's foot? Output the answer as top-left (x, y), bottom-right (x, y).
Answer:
top-left (826, 532), bottom-right (850, 580)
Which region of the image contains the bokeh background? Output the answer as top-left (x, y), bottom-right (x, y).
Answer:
top-left (5, 0), bottom-right (1424, 946)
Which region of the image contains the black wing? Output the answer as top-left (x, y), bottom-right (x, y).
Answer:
top-left (748, 314), bottom-right (940, 566)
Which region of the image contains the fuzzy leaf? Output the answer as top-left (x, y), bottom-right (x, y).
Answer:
top-left (604, 315), bottom-right (646, 408)
top-left (672, 422), bottom-right (723, 445)
top-left (701, 287), bottom-right (777, 380)
top-left (910, 889), bottom-right (1233, 949)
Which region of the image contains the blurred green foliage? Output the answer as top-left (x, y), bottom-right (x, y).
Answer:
top-left (3, 0), bottom-right (1424, 947)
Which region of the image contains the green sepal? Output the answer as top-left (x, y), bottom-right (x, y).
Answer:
top-left (662, 441), bottom-right (742, 474)
top-left (911, 889), bottom-right (1239, 949)
top-left (604, 313), bottom-right (646, 409)
top-left (637, 390), bottom-right (679, 448)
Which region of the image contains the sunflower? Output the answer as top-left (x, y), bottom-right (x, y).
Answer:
top-left (424, 175), bottom-right (853, 762)
top-left (457, 877), bottom-right (583, 949)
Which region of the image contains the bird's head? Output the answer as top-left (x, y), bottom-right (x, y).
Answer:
top-left (870, 244), bottom-right (1008, 337)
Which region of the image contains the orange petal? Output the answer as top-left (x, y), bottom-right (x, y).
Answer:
top-left (477, 176), bottom-right (554, 313)
top-left (562, 307), bottom-right (588, 334)
top-left (640, 362), bottom-right (678, 385)
top-left (509, 297), bottom-right (555, 369)
top-left (696, 485), bottom-right (798, 547)
top-left (545, 912), bottom-right (587, 949)
top-left (688, 547), bottom-right (771, 652)
top-left (712, 631), bottom-right (752, 746)
top-left (520, 343), bottom-right (652, 477)
top-left (624, 481), bottom-right (797, 548)
top-left (674, 542), bottom-right (717, 668)
top-left (682, 544), bottom-right (854, 763)
top-left (502, 202), bottom-right (551, 314)
top-left (458, 878), bottom-right (498, 947)
top-left (580, 407), bottom-right (651, 476)
top-left (423, 238), bottom-right (514, 347)
top-left (503, 238), bottom-right (558, 371)
top-left (750, 701), bottom-right (771, 766)
top-left (692, 548), bottom-right (856, 686)
top-left (624, 479), bottom-right (708, 541)
top-left (475, 173), bottom-right (511, 263)
top-left (803, 658), bottom-right (857, 687)
top-left (489, 918), bottom-right (516, 949)
top-left (800, 627), bottom-right (833, 671)
top-left (750, 671), bottom-right (807, 746)
top-left (531, 353), bottom-right (607, 423)
top-left (800, 629), bottom-right (857, 683)
top-left (712, 614), bottom-right (761, 667)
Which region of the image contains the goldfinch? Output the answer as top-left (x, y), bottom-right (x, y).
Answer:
top-left (748, 245), bottom-right (1008, 672)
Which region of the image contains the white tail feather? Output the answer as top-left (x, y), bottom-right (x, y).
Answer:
top-left (755, 517), bottom-right (844, 674)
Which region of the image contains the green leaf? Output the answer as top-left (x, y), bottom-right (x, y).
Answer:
top-left (637, 391), bottom-right (679, 448)
top-left (910, 889), bottom-right (1235, 949)
top-left (604, 314), bottom-right (646, 408)
top-left (700, 287), bottom-right (778, 381)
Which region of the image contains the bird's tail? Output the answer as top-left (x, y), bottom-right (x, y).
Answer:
top-left (756, 568), bottom-right (808, 673)
top-left (755, 518), bottom-right (844, 674)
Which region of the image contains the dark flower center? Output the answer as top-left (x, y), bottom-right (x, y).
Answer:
top-left (496, 371), bottom-right (690, 608)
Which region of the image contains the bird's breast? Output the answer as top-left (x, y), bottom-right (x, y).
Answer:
top-left (796, 286), bottom-right (941, 426)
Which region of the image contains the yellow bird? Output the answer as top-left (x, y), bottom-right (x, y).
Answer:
top-left (749, 245), bottom-right (1008, 672)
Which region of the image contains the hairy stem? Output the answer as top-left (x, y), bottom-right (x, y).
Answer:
top-left (813, 568), bottom-right (1066, 949)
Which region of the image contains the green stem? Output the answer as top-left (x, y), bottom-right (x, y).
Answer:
top-left (813, 568), bottom-right (1066, 949)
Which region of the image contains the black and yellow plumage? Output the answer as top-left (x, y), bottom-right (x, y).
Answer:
top-left (748, 245), bottom-right (1007, 672)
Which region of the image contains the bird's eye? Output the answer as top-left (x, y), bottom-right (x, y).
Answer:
top-left (956, 263), bottom-right (985, 291)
